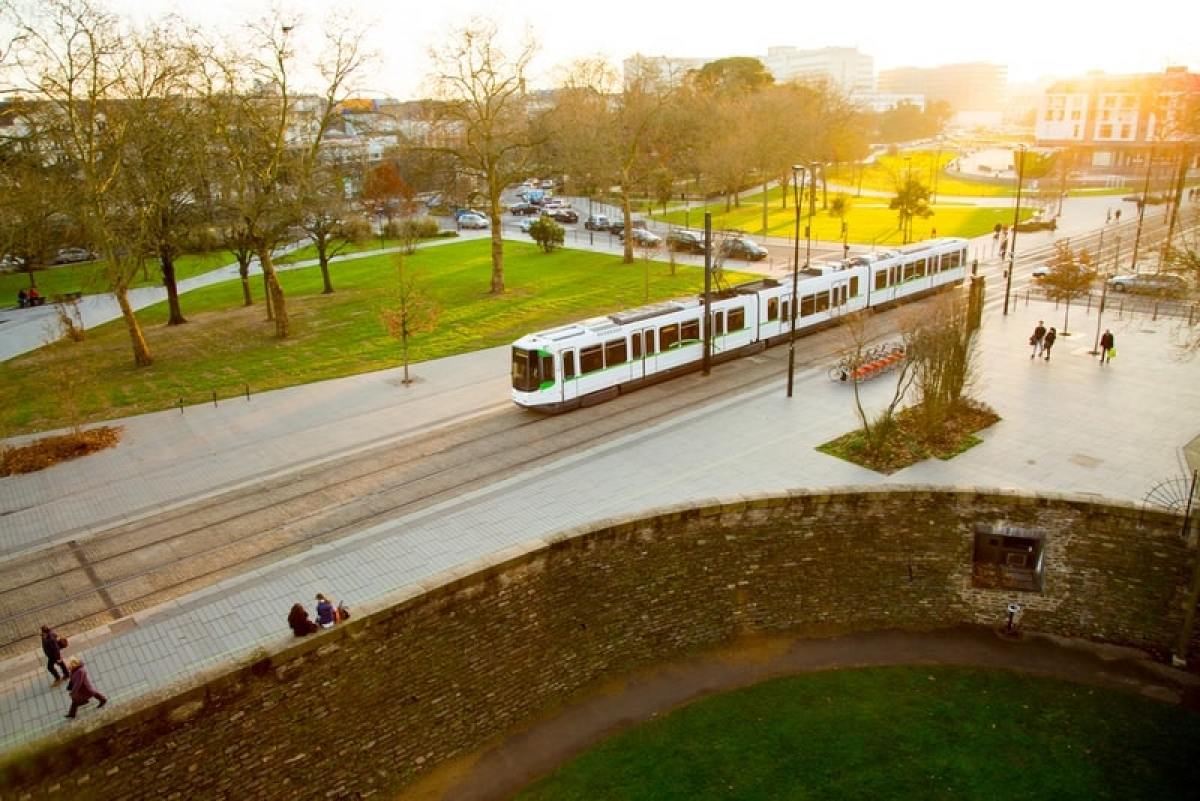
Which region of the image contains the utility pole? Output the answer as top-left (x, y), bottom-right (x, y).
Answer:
top-left (1129, 147), bottom-right (1154, 271)
top-left (787, 165), bottom-right (805, 398)
top-left (703, 213), bottom-right (712, 376)
top-left (1003, 144), bottom-right (1027, 316)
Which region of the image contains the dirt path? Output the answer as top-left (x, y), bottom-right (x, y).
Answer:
top-left (398, 625), bottom-right (1200, 801)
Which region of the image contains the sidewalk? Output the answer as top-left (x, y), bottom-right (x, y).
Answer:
top-left (0, 288), bottom-right (1197, 752)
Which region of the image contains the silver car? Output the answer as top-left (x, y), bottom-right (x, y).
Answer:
top-left (1106, 273), bottom-right (1187, 296)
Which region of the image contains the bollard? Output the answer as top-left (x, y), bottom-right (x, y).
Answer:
top-left (1153, 302), bottom-right (1158, 322)
top-left (1190, 304), bottom-right (1195, 326)
top-left (1086, 294), bottom-right (1092, 313)
top-left (245, 384), bottom-right (250, 401)
top-left (212, 390), bottom-right (218, 408)
top-left (1119, 299), bottom-right (1124, 318)
top-left (178, 398), bottom-right (184, 415)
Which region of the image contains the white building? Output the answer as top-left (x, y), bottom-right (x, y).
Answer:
top-left (763, 46), bottom-right (875, 95)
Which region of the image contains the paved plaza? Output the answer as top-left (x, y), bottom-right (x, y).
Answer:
top-left (0, 278), bottom-right (1197, 750)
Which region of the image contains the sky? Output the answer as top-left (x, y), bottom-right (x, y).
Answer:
top-left (105, 0), bottom-right (1200, 98)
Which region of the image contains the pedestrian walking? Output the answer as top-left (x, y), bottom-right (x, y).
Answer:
top-left (1029, 320), bottom-right (1046, 359)
top-left (1099, 329), bottom-right (1115, 365)
top-left (1042, 327), bottom-right (1057, 361)
top-left (288, 603), bottom-right (318, 637)
top-left (64, 658), bottom-right (107, 719)
top-left (40, 626), bottom-right (69, 685)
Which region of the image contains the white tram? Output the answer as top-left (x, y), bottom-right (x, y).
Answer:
top-left (511, 237), bottom-right (969, 412)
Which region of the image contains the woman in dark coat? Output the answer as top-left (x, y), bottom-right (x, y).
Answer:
top-left (1042, 327), bottom-right (1057, 361)
top-left (288, 603), bottom-right (318, 637)
top-left (65, 658), bottom-right (108, 719)
top-left (41, 626), bottom-right (69, 684)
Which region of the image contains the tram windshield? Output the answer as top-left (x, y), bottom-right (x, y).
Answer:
top-left (511, 347), bottom-right (543, 392)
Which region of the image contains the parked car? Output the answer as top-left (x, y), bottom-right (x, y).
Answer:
top-left (509, 202), bottom-right (539, 216)
top-left (667, 229), bottom-right (705, 254)
top-left (549, 208), bottom-right (579, 224)
top-left (1030, 263), bottom-right (1057, 279)
top-left (457, 213), bottom-right (489, 230)
top-left (517, 217), bottom-right (537, 233)
top-left (1015, 216), bottom-right (1057, 233)
top-left (623, 227), bottom-right (662, 247)
top-left (719, 236), bottom-right (768, 261)
top-left (584, 214), bottom-right (611, 231)
top-left (611, 219), bottom-right (648, 238)
top-left (52, 247), bottom-right (97, 264)
top-left (454, 208), bottom-right (486, 220)
top-left (1106, 272), bottom-right (1187, 296)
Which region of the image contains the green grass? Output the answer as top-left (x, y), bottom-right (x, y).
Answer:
top-left (516, 666), bottom-right (1200, 801)
top-left (0, 240), bottom-right (756, 434)
top-left (0, 251), bottom-right (232, 300)
top-left (658, 188), bottom-right (1032, 245)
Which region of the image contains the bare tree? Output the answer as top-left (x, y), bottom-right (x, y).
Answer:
top-left (837, 310), bottom-right (915, 454)
top-left (426, 19), bottom-right (537, 293)
top-left (903, 290), bottom-right (979, 436)
top-left (1041, 240), bottom-right (1096, 336)
top-left (10, 0), bottom-right (155, 365)
top-left (379, 253), bottom-right (438, 385)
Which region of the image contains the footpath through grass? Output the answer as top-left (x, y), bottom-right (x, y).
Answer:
top-left (516, 665), bottom-right (1200, 801)
top-left (0, 240), bottom-right (754, 434)
top-left (0, 252), bottom-right (232, 301)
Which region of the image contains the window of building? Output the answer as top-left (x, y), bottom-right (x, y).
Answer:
top-left (563, 351), bottom-right (575, 380)
top-left (728, 308), bottom-right (745, 331)
top-left (1099, 124), bottom-right (1113, 138)
top-left (1070, 110), bottom-right (1081, 120)
top-left (681, 319), bottom-right (700, 342)
top-left (971, 526), bottom-right (1045, 592)
top-left (604, 338), bottom-right (627, 367)
top-left (660, 322), bottom-right (680, 350)
top-left (580, 345), bottom-right (603, 375)
top-left (1120, 124), bottom-right (1131, 139)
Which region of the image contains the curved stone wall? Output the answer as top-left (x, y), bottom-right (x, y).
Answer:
top-left (1, 488), bottom-right (1195, 799)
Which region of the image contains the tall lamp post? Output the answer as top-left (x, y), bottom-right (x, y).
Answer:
top-left (1129, 147), bottom-right (1154, 271)
top-left (1003, 144), bottom-right (1027, 316)
top-left (787, 164), bottom-right (806, 398)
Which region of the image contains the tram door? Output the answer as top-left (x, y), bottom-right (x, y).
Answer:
top-left (631, 328), bottom-right (656, 379)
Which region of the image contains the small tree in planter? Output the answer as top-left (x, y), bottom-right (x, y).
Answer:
top-left (379, 254), bottom-right (439, 385)
top-left (529, 216), bottom-right (565, 253)
top-left (1041, 240), bottom-right (1096, 335)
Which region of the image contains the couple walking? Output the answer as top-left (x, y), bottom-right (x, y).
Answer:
top-left (41, 625), bottom-right (108, 719)
top-left (1029, 321), bottom-right (1057, 361)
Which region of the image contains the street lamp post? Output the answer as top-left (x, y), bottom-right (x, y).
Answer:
top-left (1003, 144), bottom-right (1027, 316)
top-left (1130, 147), bottom-right (1155, 271)
top-left (787, 164), bottom-right (806, 398)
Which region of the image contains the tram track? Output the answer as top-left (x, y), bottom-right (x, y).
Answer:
top-left (0, 318), bottom-right (874, 660)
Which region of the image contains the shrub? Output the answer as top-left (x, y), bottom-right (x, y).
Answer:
top-left (529, 217), bottom-right (565, 253)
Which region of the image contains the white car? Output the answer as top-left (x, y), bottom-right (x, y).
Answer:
top-left (517, 218), bottom-right (537, 233)
top-left (458, 213), bottom-right (489, 230)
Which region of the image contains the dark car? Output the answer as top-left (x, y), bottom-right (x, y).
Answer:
top-left (667, 229), bottom-right (705, 254)
top-left (1015, 217), bottom-right (1057, 233)
top-left (550, 208), bottom-right (579, 224)
top-left (610, 219), bottom-right (647, 238)
top-left (719, 237), bottom-right (768, 261)
top-left (1106, 272), bottom-right (1187, 296)
top-left (584, 214), bottom-right (610, 231)
top-left (52, 247), bottom-right (97, 264)
top-left (509, 202), bottom-right (539, 216)
top-left (622, 227), bottom-right (662, 247)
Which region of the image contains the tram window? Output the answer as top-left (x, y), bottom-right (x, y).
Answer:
top-left (632, 334), bottom-right (643, 360)
top-left (563, 351), bottom-right (576, 379)
top-left (540, 354), bottom-right (554, 383)
top-left (580, 345), bottom-right (603, 375)
top-left (681, 319), bottom-right (700, 342)
top-left (781, 300), bottom-right (790, 323)
top-left (660, 323), bottom-right (680, 350)
top-left (713, 311), bottom-right (726, 336)
top-left (645, 331), bottom-right (657, 355)
top-left (835, 285), bottom-right (848, 306)
top-left (801, 295), bottom-right (815, 317)
top-left (604, 338), bottom-right (628, 367)
top-left (850, 276), bottom-right (859, 296)
top-left (728, 308), bottom-right (745, 331)
top-left (767, 298), bottom-right (779, 321)
top-left (815, 292), bottom-right (830, 313)
top-left (903, 263), bottom-right (914, 281)
top-left (914, 259), bottom-right (926, 277)
top-left (874, 270), bottom-right (887, 291)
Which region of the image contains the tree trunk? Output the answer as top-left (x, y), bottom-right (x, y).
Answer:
top-left (488, 189), bottom-right (505, 295)
top-left (114, 286), bottom-right (153, 367)
top-left (262, 270), bottom-right (273, 321)
top-left (318, 236), bottom-right (334, 294)
top-left (621, 190), bottom-right (634, 264)
top-left (1063, 299), bottom-right (1071, 335)
top-left (23, 265), bottom-right (37, 289)
top-left (258, 247), bottom-right (288, 337)
top-left (238, 255), bottom-right (253, 306)
top-left (161, 251), bottom-right (187, 325)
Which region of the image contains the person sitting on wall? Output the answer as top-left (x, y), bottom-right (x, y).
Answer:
top-left (288, 603), bottom-right (318, 637)
top-left (17, 288), bottom-right (27, 308)
top-left (27, 287), bottom-right (42, 306)
top-left (315, 593), bottom-right (335, 629)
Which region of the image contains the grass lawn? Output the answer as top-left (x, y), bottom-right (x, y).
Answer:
top-left (658, 190), bottom-right (1031, 245)
top-left (0, 240), bottom-right (755, 434)
top-left (516, 666), bottom-right (1200, 801)
top-left (0, 251), bottom-right (231, 300)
